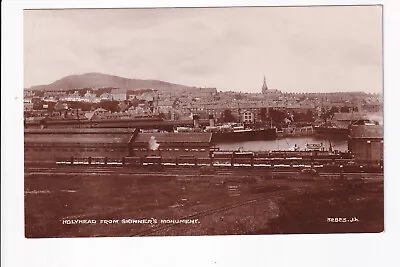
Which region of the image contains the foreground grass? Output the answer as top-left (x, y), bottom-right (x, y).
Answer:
top-left (25, 173), bottom-right (383, 237)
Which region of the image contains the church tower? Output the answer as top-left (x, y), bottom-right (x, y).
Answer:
top-left (262, 75), bottom-right (268, 94)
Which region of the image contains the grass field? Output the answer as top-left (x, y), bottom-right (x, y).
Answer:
top-left (24, 171), bottom-right (383, 238)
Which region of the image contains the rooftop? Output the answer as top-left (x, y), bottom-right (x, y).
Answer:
top-left (349, 125), bottom-right (383, 139)
top-left (135, 132), bottom-right (212, 144)
top-left (111, 88), bottom-right (127, 94)
top-left (332, 113), bottom-right (369, 121)
top-left (94, 108), bottom-right (109, 112)
top-left (24, 128), bottom-right (137, 134)
top-left (24, 133), bottom-right (135, 145)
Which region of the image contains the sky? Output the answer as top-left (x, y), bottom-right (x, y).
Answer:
top-left (24, 6), bottom-right (383, 93)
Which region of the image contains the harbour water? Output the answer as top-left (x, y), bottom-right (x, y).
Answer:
top-left (216, 136), bottom-right (348, 152)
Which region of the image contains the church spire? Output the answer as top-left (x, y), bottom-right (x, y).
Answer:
top-left (262, 75), bottom-right (268, 94)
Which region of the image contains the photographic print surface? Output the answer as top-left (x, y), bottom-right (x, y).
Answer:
top-left (24, 6), bottom-right (383, 238)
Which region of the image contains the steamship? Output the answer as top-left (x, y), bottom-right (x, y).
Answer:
top-left (206, 124), bottom-right (277, 143)
top-left (314, 119), bottom-right (379, 137)
top-left (175, 115), bottom-right (277, 143)
top-left (174, 123), bottom-right (277, 142)
top-left (313, 124), bottom-right (350, 136)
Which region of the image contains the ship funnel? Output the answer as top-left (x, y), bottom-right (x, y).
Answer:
top-left (209, 114), bottom-right (215, 127)
top-left (193, 114), bottom-right (200, 129)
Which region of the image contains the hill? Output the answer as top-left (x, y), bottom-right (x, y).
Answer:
top-left (25, 72), bottom-right (202, 92)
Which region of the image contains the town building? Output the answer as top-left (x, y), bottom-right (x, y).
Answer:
top-left (100, 93), bottom-right (113, 101)
top-left (127, 105), bottom-right (152, 117)
top-left (24, 90), bottom-right (35, 98)
top-left (83, 91), bottom-right (99, 103)
top-left (348, 125), bottom-right (383, 162)
top-left (331, 112), bottom-right (370, 128)
top-left (24, 98), bottom-right (34, 111)
top-left (261, 76), bottom-right (268, 94)
top-left (110, 88), bottom-right (127, 101)
top-left (93, 107), bottom-right (110, 116)
top-left (240, 110), bottom-right (255, 123)
top-left (44, 90), bottom-right (69, 99)
top-left (63, 91), bottom-right (82, 102)
top-left (157, 99), bottom-right (174, 113)
top-left (134, 92), bottom-right (154, 102)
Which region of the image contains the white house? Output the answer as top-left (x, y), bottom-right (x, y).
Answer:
top-left (110, 88), bottom-right (127, 101)
top-left (240, 110), bottom-right (255, 123)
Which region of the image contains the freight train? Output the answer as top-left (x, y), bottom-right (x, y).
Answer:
top-left (47, 148), bottom-right (383, 174)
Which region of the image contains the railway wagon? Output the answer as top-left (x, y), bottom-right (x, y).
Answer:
top-left (142, 156), bottom-right (162, 166)
top-left (212, 151), bottom-right (234, 166)
top-left (54, 153), bottom-right (383, 174)
top-left (232, 152), bottom-right (255, 166)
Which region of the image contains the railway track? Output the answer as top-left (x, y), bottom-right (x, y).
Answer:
top-left (131, 173), bottom-right (380, 237)
top-left (24, 165), bottom-right (383, 180)
top-left (25, 166), bottom-right (200, 176)
top-left (131, 188), bottom-right (301, 236)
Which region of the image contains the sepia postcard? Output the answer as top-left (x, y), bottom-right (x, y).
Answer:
top-left (23, 5), bottom-right (384, 238)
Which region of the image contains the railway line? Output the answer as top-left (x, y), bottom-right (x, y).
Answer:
top-left (131, 188), bottom-right (303, 236)
top-left (24, 164), bottom-right (383, 180)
